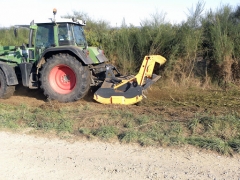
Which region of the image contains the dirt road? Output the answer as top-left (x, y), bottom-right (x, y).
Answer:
top-left (0, 131), bottom-right (239, 180)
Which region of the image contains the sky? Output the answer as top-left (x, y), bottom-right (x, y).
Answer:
top-left (0, 0), bottom-right (239, 27)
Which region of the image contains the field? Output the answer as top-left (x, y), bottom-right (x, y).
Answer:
top-left (0, 3), bottom-right (240, 156)
top-left (0, 3), bottom-right (240, 179)
top-left (1, 83), bottom-right (240, 155)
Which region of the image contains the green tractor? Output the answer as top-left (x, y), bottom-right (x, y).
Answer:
top-left (0, 9), bottom-right (166, 105)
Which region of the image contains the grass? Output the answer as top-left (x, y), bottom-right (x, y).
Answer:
top-left (186, 137), bottom-right (231, 154)
top-left (0, 87), bottom-right (240, 155)
top-left (93, 126), bottom-right (118, 140)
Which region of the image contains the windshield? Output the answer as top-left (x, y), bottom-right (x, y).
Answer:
top-left (58, 24), bottom-right (74, 41)
top-left (72, 25), bottom-right (87, 47)
top-left (57, 23), bottom-right (87, 47)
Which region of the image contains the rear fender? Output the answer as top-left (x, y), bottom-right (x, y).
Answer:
top-left (0, 63), bottom-right (18, 85)
top-left (41, 46), bottom-right (94, 65)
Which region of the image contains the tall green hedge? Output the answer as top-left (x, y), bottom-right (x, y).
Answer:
top-left (1, 3), bottom-right (240, 87)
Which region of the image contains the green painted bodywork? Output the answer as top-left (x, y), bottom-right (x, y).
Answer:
top-left (30, 24), bottom-right (37, 30)
top-left (53, 25), bottom-right (59, 47)
top-left (0, 46), bottom-right (24, 66)
top-left (88, 47), bottom-right (100, 64)
top-left (0, 46), bottom-right (16, 55)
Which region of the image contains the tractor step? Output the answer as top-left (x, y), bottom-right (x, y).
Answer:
top-left (27, 72), bottom-right (38, 89)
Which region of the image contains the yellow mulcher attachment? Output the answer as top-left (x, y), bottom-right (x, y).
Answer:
top-left (93, 55), bottom-right (166, 105)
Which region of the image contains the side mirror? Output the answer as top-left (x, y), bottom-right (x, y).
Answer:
top-left (14, 28), bottom-right (18, 37)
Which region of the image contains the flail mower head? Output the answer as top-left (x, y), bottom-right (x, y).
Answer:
top-left (94, 55), bottom-right (166, 105)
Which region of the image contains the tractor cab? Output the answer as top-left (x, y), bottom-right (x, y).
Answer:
top-left (35, 21), bottom-right (87, 48)
top-left (34, 19), bottom-right (88, 61)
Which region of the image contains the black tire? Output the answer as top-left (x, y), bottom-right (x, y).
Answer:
top-left (0, 69), bottom-right (15, 99)
top-left (40, 54), bottom-right (91, 102)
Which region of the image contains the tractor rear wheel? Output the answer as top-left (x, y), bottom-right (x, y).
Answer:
top-left (0, 69), bottom-right (15, 99)
top-left (40, 54), bottom-right (90, 102)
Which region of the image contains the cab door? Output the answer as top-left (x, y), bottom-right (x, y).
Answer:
top-left (34, 24), bottom-right (55, 61)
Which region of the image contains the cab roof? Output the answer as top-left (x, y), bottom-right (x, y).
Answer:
top-left (35, 18), bottom-right (86, 26)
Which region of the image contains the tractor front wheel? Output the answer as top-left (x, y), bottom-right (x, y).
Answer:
top-left (0, 69), bottom-right (15, 99)
top-left (40, 54), bottom-right (90, 102)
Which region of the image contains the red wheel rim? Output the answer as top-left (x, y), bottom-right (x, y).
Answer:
top-left (49, 65), bottom-right (76, 94)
